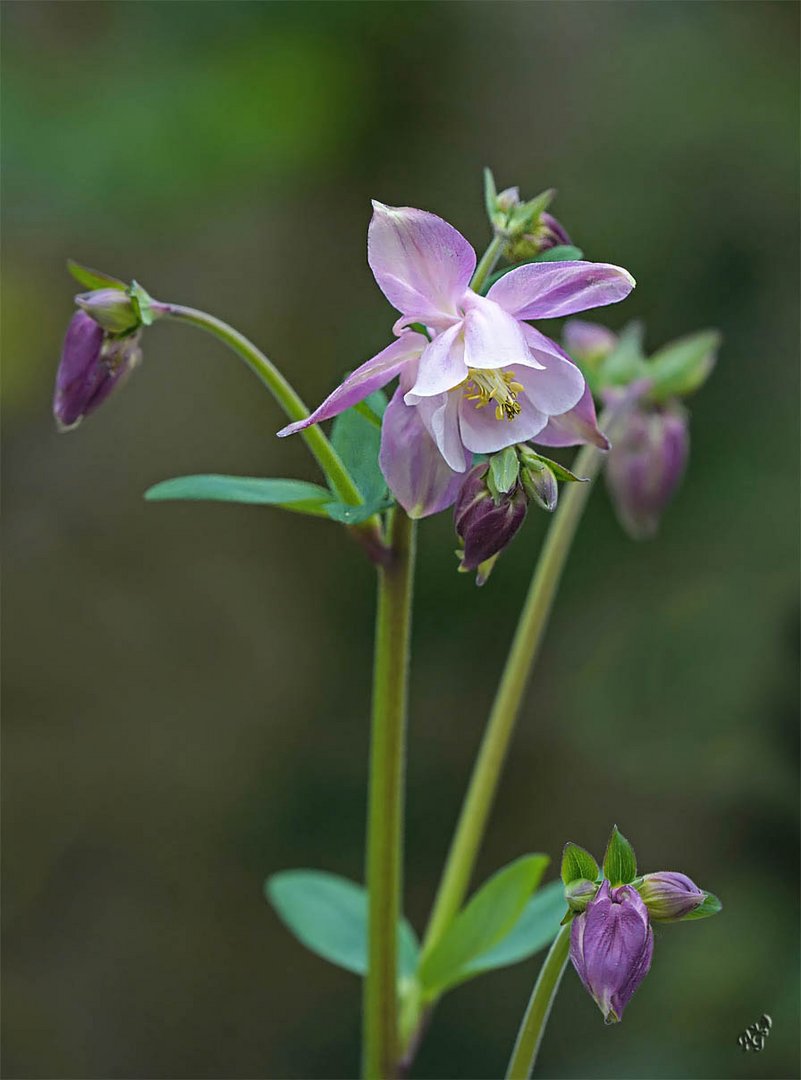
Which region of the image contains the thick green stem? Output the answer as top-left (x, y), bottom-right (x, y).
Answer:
top-left (505, 924), bottom-right (571, 1079)
top-left (422, 438), bottom-right (604, 957)
top-left (363, 510), bottom-right (417, 1079)
top-left (470, 233), bottom-right (506, 293)
top-left (157, 303), bottom-right (386, 561)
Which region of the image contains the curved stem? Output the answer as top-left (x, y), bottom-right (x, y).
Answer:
top-left (470, 233), bottom-right (506, 293)
top-left (505, 924), bottom-right (571, 1080)
top-left (421, 438), bottom-right (604, 957)
top-left (157, 303), bottom-right (387, 560)
top-left (363, 510), bottom-right (417, 1079)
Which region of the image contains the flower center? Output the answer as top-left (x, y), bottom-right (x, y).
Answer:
top-left (463, 368), bottom-right (524, 421)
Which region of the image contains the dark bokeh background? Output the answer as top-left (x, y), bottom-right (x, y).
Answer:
top-left (3, 3), bottom-right (799, 1078)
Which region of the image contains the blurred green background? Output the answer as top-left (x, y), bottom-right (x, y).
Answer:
top-left (2, 2), bottom-right (799, 1078)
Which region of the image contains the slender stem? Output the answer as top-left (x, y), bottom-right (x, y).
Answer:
top-left (363, 510), bottom-right (417, 1079)
top-left (505, 924), bottom-right (571, 1080)
top-left (156, 303), bottom-right (387, 561)
top-left (421, 438), bottom-right (604, 957)
top-left (470, 233), bottom-right (506, 293)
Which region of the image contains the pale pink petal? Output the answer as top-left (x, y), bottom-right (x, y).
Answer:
top-left (277, 333), bottom-right (424, 436)
top-left (487, 260), bottom-right (635, 320)
top-left (415, 392), bottom-right (468, 472)
top-left (406, 323), bottom-right (468, 398)
top-left (534, 383), bottom-right (610, 450)
top-left (368, 202), bottom-right (476, 325)
top-left (515, 349), bottom-right (585, 417)
top-left (461, 292), bottom-right (541, 371)
top-left (457, 389), bottom-right (548, 454)
top-left (379, 388), bottom-right (463, 518)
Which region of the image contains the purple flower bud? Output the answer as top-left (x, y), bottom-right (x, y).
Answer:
top-left (520, 459), bottom-right (558, 512)
top-left (605, 402), bottom-right (689, 539)
top-left (537, 211), bottom-right (572, 250)
top-left (570, 880), bottom-right (654, 1023)
top-left (53, 312), bottom-right (142, 432)
top-left (75, 288), bottom-right (139, 334)
top-left (637, 871), bottom-right (705, 921)
top-left (563, 319), bottom-right (619, 366)
top-left (454, 463), bottom-right (527, 575)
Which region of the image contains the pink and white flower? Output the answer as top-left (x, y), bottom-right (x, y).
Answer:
top-left (279, 203), bottom-right (635, 516)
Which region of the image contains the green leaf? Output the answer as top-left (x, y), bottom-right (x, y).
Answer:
top-left (678, 890), bottom-right (722, 921)
top-left (265, 870), bottom-right (419, 981)
top-left (324, 495), bottom-right (393, 525)
top-left (67, 259), bottom-right (127, 292)
top-left (459, 880), bottom-right (566, 978)
top-left (419, 854), bottom-right (549, 999)
top-left (529, 244), bottom-right (584, 263)
top-left (523, 452), bottom-right (587, 485)
top-left (561, 843), bottom-right (600, 885)
top-left (646, 329), bottom-right (720, 403)
top-left (144, 475), bottom-right (334, 516)
top-left (488, 446), bottom-right (520, 499)
top-left (331, 389), bottom-right (388, 505)
top-left (602, 826), bottom-right (637, 886)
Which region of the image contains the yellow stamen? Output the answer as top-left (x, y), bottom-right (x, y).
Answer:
top-left (463, 368), bottom-right (524, 421)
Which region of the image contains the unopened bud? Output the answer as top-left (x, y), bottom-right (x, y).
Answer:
top-left (565, 878), bottom-right (597, 914)
top-left (520, 457), bottom-right (558, 512)
top-left (75, 288), bottom-right (140, 334)
top-left (454, 463), bottom-right (527, 577)
top-left (637, 871), bottom-right (705, 922)
top-left (563, 320), bottom-right (619, 368)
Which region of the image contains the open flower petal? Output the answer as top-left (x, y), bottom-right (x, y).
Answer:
top-left (461, 292), bottom-right (538, 371)
top-left (379, 388), bottom-right (463, 517)
top-left (458, 386), bottom-right (547, 454)
top-left (406, 323), bottom-right (468, 398)
top-left (368, 202), bottom-right (476, 326)
top-left (277, 333), bottom-right (425, 436)
top-left (487, 260), bottom-right (635, 321)
top-left (535, 382), bottom-right (610, 449)
top-left (515, 345), bottom-right (584, 418)
top-left (415, 391), bottom-right (468, 472)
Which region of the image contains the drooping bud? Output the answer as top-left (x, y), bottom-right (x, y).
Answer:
top-left (604, 402), bottom-right (689, 539)
top-left (565, 878), bottom-right (597, 914)
top-left (570, 880), bottom-right (654, 1024)
top-left (75, 288), bottom-right (140, 334)
top-left (53, 311), bottom-right (142, 432)
top-left (520, 456), bottom-right (558, 512)
top-left (637, 871), bottom-right (705, 922)
top-left (454, 463), bottom-right (527, 578)
top-left (563, 319), bottom-right (619, 368)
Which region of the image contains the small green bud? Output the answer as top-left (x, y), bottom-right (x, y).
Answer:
top-left (76, 288), bottom-right (140, 334)
top-left (565, 877), bottom-right (598, 913)
top-left (520, 457), bottom-right (558, 512)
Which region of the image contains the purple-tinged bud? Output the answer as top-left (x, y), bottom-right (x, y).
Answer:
top-left (637, 871), bottom-right (705, 922)
top-left (563, 319), bottom-right (619, 367)
top-left (495, 186), bottom-right (521, 213)
top-left (53, 311), bottom-right (142, 432)
top-left (506, 210), bottom-right (572, 262)
top-left (565, 878), bottom-right (597, 914)
top-left (454, 463), bottom-right (527, 576)
top-left (570, 880), bottom-right (654, 1024)
top-left (520, 458), bottom-right (558, 512)
top-left (605, 402), bottom-right (689, 539)
top-left (75, 288), bottom-right (140, 334)
top-left (537, 211), bottom-right (572, 250)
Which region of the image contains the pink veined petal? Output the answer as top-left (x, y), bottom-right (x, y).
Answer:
top-left (379, 387), bottom-right (463, 518)
top-left (368, 202), bottom-right (476, 325)
top-left (457, 383), bottom-right (548, 455)
top-left (461, 291), bottom-right (541, 371)
top-left (415, 392), bottom-right (468, 472)
top-left (277, 333), bottom-right (425, 436)
top-left (534, 382), bottom-right (610, 450)
top-left (406, 323), bottom-right (468, 399)
top-left (487, 260), bottom-right (635, 321)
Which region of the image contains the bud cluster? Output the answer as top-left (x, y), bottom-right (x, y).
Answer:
top-left (484, 169), bottom-right (573, 262)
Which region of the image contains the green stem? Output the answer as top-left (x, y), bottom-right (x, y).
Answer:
top-left (421, 437), bottom-right (605, 957)
top-left (505, 924), bottom-right (571, 1080)
top-left (470, 233), bottom-right (506, 293)
top-left (363, 510), bottom-right (417, 1079)
top-left (157, 303), bottom-right (386, 561)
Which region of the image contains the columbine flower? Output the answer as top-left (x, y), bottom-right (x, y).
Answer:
top-left (278, 203), bottom-right (634, 515)
top-left (570, 880), bottom-right (654, 1024)
top-left (637, 871), bottom-right (705, 922)
top-left (604, 399), bottom-right (689, 539)
top-left (53, 310), bottom-right (142, 432)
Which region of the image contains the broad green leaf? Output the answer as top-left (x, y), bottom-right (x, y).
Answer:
top-left (678, 890), bottom-right (722, 921)
top-left (646, 330), bottom-right (720, 403)
top-left (561, 843), bottom-right (600, 885)
top-left (419, 854), bottom-right (549, 999)
top-left (602, 826), bottom-right (637, 886)
top-left (488, 446), bottom-right (520, 498)
top-left (324, 495), bottom-right (393, 525)
top-left (331, 389), bottom-right (388, 505)
top-left (67, 259), bottom-right (127, 292)
top-left (144, 475), bottom-right (333, 516)
top-left (265, 870), bottom-right (419, 980)
top-left (459, 880), bottom-right (566, 978)
top-left (529, 244), bottom-right (584, 263)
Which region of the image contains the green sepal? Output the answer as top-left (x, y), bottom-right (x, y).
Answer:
top-left (487, 446), bottom-right (520, 501)
top-left (418, 854), bottom-right (549, 1000)
top-left (675, 890), bottom-right (722, 922)
top-left (144, 475), bottom-right (335, 517)
top-left (594, 321), bottom-right (649, 392)
top-left (127, 280), bottom-right (156, 326)
top-left (483, 166), bottom-right (499, 225)
top-left (602, 826), bottom-right (637, 886)
top-left (67, 259), bottom-right (127, 292)
top-left (645, 329), bottom-right (720, 403)
top-left (507, 187), bottom-right (555, 233)
top-left (561, 842), bottom-right (600, 885)
top-left (519, 447), bottom-right (588, 485)
top-left (265, 870), bottom-right (419, 981)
